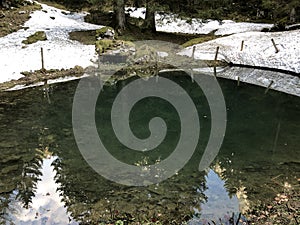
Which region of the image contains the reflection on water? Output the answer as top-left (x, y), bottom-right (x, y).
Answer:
top-left (0, 71), bottom-right (299, 224)
top-left (2, 157), bottom-right (76, 225)
top-left (199, 170), bottom-right (239, 221)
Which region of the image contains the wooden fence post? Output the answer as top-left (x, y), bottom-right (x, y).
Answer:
top-left (265, 80), bottom-right (274, 94)
top-left (192, 46), bottom-right (196, 60)
top-left (214, 46), bottom-right (219, 61)
top-left (213, 66), bottom-right (217, 77)
top-left (271, 39), bottom-right (279, 53)
top-left (41, 47), bottom-right (45, 70)
top-left (240, 40), bottom-right (244, 51)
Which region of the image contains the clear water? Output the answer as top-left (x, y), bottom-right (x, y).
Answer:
top-left (0, 72), bottom-right (299, 224)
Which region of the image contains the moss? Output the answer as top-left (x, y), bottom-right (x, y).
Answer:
top-left (22, 31), bottom-right (47, 45)
top-left (69, 30), bottom-right (96, 45)
top-left (95, 26), bottom-right (115, 39)
top-left (0, 66), bottom-right (84, 92)
top-left (182, 35), bottom-right (218, 48)
top-left (95, 39), bottom-right (114, 53)
top-left (95, 39), bottom-right (134, 54)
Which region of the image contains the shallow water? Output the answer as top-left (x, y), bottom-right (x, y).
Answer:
top-left (0, 72), bottom-right (299, 224)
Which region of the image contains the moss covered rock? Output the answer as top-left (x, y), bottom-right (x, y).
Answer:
top-left (22, 31), bottom-right (47, 45)
top-left (95, 26), bottom-right (115, 40)
top-left (95, 39), bottom-right (114, 54)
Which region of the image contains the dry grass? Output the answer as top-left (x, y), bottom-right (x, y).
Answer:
top-left (0, 2), bottom-right (41, 37)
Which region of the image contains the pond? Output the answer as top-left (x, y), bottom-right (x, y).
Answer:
top-left (0, 71), bottom-right (299, 224)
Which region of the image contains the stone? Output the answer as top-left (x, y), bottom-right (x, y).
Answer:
top-left (96, 26), bottom-right (115, 40)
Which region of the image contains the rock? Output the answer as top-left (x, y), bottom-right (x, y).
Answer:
top-left (50, 16), bottom-right (55, 20)
top-left (95, 39), bottom-right (114, 54)
top-left (18, 11), bottom-right (26, 14)
top-left (96, 26), bottom-right (115, 40)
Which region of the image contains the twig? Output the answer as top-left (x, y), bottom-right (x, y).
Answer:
top-left (236, 213), bottom-right (241, 225)
top-left (219, 218), bottom-right (224, 225)
top-left (229, 212), bottom-right (235, 225)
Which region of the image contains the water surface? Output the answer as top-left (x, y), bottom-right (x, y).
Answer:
top-left (0, 72), bottom-right (299, 224)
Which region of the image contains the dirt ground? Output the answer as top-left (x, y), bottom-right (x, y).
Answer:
top-left (0, 2), bottom-right (41, 38)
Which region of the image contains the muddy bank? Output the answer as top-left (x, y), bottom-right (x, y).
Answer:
top-left (0, 66), bottom-right (84, 91)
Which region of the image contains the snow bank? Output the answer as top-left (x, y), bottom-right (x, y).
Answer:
top-left (126, 8), bottom-right (273, 35)
top-left (180, 30), bottom-right (300, 74)
top-left (195, 67), bottom-right (300, 97)
top-left (1, 3), bottom-right (298, 97)
top-left (156, 15), bottom-right (273, 35)
top-left (0, 3), bottom-right (102, 83)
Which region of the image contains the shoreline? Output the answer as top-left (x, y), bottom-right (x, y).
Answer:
top-left (0, 2), bottom-right (299, 97)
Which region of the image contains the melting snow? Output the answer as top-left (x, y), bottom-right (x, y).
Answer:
top-left (0, 3), bottom-right (102, 83)
top-left (0, 3), bottom-right (299, 96)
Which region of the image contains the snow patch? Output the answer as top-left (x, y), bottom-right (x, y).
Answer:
top-left (180, 30), bottom-right (300, 74)
top-left (0, 3), bottom-right (102, 83)
top-left (126, 8), bottom-right (273, 35)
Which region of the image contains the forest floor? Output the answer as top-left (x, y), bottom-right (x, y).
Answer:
top-left (0, 2), bottom-right (41, 37)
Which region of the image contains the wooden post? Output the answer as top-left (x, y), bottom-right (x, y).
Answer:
top-left (240, 40), bottom-right (244, 51)
top-left (97, 52), bottom-right (103, 88)
top-left (271, 39), bottom-right (279, 53)
top-left (237, 76), bottom-right (240, 86)
top-left (265, 80), bottom-right (274, 94)
top-left (155, 51), bottom-right (158, 75)
top-left (213, 66), bottom-right (217, 77)
top-left (190, 69), bottom-right (194, 83)
top-left (214, 46), bottom-right (219, 61)
top-left (272, 121), bottom-right (281, 153)
top-left (192, 46), bottom-right (196, 60)
top-left (41, 47), bottom-right (45, 70)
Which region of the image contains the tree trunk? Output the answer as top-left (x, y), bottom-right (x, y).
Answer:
top-left (114, 0), bottom-right (126, 34)
top-left (134, 0), bottom-right (140, 8)
top-left (144, 0), bottom-right (156, 32)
